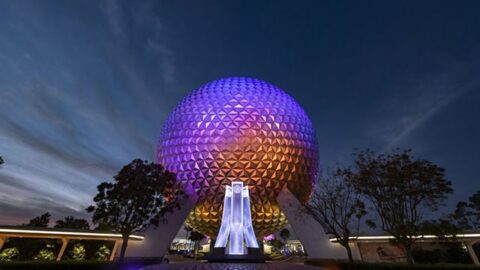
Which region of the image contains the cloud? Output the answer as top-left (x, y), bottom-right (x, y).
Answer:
top-left (382, 82), bottom-right (477, 151)
top-left (103, 0), bottom-right (177, 99)
top-left (104, 0), bottom-right (125, 39)
top-left (0, 195), bottom-right (89, 226)
top-left (0, 1), bottom-right (178, 224)
top-left (366, 62), bottom-right (480, 152)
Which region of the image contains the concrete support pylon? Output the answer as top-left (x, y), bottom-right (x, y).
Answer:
top-left (353, 242), bottom-right (363, 261)
top-left (0, 237), bottom-right (6, 251)
top-left (125, 190), bottom-right (199, 259)
top-left (466, 241), bottom-right (480, 265)
top-left (276, 186), bottom-right (347, 259)
top-left (56, 238), bottom-right (69, 261)
top-left (110, 240), bottom-right (121, 261)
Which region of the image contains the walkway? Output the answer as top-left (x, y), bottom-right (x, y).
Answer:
top-left (143, 263), bottom-right (321, 270)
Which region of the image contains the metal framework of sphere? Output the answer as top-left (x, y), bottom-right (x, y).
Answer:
top-left (157, 77), bottom-right (318, 238)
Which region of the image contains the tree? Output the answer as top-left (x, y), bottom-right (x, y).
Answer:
top-left (185, 226), bottom-right (206, 259)
top-left (306, 169), bottom-right (366, 262)
top-left (420, 219), bottom-right (461, 240)
top-left (452, 190), bottom-right (480, 230)
top-left (94, 222), bottom-right (115, 231)
top-left (0, 156), bottom-right (4, 166)
top-left (415, 220), bottom-right (469, 264)
top-left (54, 216), bottom-right (90, 230)
top-left (24, 212), bottom-right (51, 227)
top-left (348, 149), bottom-right (453, 264)
top-left (87, 159), bottom-right (183, 261)
top-left (54, 215), bottom-right (91, 259)
top-left (279, 228), bottom-right (290, 243)
top-left (279, 228), bottom-right (291, 255)
top-left (13, 213), bottom-right (54, 259)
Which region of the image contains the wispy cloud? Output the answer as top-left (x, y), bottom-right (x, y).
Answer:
top-left (366, 62), bottom-right (480, 152)
top-left (0, 1), bottom-right (177, 224)
top-left (103, 0), bottom-right (177, 113)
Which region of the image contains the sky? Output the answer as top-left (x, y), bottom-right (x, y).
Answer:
top-left (0, 0), bottom-right (480, 225)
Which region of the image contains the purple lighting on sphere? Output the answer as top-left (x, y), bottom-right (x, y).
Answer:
top-left (157, 77), bottom-right (319, 237)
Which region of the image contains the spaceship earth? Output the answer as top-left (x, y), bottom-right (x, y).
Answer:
top-left (157, 77), bottom-right (319, 237)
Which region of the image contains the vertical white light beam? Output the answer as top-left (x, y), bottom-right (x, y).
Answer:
top-left (242, 186), bottom-right (259, 248)
top-left (215, 186), bottom-right (232, 247)
top-left (229, 182), bottom-right (244, 255)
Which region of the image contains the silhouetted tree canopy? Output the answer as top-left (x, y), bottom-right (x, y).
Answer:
top-left (93, 222), bottom-right (115, 231)
top-left (420, 219), bottom-right (462, 240)
top-left (23, 212), bottom-right (51, 227)
top-left (279, 228), bottom-right (290, 242)
top-left (347, 149), bottom-right (453, 264)
top-left (86, 159), bottom-right (183, 261)
top-left (186, 228), bottom-right (206, 243)
top-left (185, 225), bottom-right (206, 259)
top-left (452, 190), bottom-right (480, 230)
top-left (54, 216), bottom-right (90, 230)
top-left (10, 213), bottom-right (54, 260)
top-left (307, 169), bottom-right (366, 262)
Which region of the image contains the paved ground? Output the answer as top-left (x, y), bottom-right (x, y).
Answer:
top-left (142, 262), bottom-right (321, 270)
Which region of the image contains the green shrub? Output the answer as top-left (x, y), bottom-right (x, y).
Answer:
top-left (94, 245), bottom-right (111, 261)
top-left (4, 238), bottom-right (60, 261)
top-left (71, 244), bottom-right (86, 261)
top-left (83, 240), bottom-right (115, 260)
top-left (0, 247), bottom-right (19, 262)
top-left (32, 249), bottom-right (56, 261)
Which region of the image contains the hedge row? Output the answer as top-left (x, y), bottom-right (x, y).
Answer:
top-left (0, 260), bottom-right (152, 270)
top-left (305, 259), bottom-right (480, 270)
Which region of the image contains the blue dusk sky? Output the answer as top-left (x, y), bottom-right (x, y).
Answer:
top-left (0, 0), bottom-right (480, 224)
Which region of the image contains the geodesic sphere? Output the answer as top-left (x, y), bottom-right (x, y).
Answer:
top-left (157, 77), bottom-right (318, 237)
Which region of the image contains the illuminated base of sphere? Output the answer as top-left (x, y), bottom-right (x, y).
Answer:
top-left (186, 198), bottom-right (287, 238)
